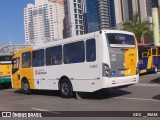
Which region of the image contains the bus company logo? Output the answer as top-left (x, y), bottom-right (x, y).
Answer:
top-left (2, 112), bottom-right (11, 117)
top-left (35, 69), bottom-right (47, 75)
top-left (1, 112), bottom-right (42, 118)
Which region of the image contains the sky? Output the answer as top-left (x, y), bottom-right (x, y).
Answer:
top-left (0, 0), bottom-right (34, 45)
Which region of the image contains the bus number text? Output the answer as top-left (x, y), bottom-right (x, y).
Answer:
top-left (90, 65), bottom-right (98, 68)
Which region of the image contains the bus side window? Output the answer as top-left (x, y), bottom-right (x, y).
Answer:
top-left (86, 39), bottom-right (96, 62)
top-left (142, 52), bottom-right (148, 58)
top-left (46, 45), bottom-right (62, 66)
top-left (32, 49), bottom-right (44, 67)
top-left (22, 52), bottom-right (31, 68)
top-left (63, 41), bottom-right (85, 64)
top-left (64, 57), bottom-right (68, 64)
top-left (158, 48), bottom-right (160, 55)
top-left (12, 58), bottom-right (20, 69)
top-left (152, 48), bottom-right (157, 56)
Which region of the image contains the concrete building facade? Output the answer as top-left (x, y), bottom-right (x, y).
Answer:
top-left (64, 0), bottom-right (85, 38)
top-left (24, 0), bottom-right (64, 44)
top-left (114, 0), bottom-right (153, 29)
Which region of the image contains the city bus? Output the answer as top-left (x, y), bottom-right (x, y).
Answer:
top-left (156, 46), bottom-right (160, 70)
top-left (12, 30), bottom-right (139, 98)
top-left (138, 44), bottom-right (160, 74)
top-left (0, 55), bottom-right (12, 88)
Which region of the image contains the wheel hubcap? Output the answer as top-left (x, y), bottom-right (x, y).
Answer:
top-left (155, 67), bottom-right (158, 72)
top-left (23, 83), bottom-right (29, 91)
top-left (62, 83), bottom-right (69, 95)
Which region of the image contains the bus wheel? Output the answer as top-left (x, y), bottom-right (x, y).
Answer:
top-left (22, 80), bottom-right (31, 95)
top-left (59, 79), bottom-right (73, 98)
top-left (154, 66), bottom-right (158, 73)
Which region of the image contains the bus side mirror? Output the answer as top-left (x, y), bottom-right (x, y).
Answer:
top-left (12, 59), bottom-right (15, 65)
top-left (142, 52), bottom-right (148, 57)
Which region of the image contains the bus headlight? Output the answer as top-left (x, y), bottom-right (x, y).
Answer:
top-left (103, 63), bottom-right (110, 77)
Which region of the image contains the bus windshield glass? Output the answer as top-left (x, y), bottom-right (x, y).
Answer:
top-left (0, 56), bottom-right (12, 64)
top-left (106, 33), bottom-right (135, 48)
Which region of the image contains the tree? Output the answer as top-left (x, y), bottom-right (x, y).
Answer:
top-left (123, 13), bottom-right (152, 43)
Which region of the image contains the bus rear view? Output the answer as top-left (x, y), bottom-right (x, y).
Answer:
top-left (0, 55), bottom-right (12, 88)
top-left (100, 30), bottom-right (139, 89)
top-left (12, 30), bottom-right (139, 98)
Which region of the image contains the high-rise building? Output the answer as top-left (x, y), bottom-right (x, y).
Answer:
top-left (63, 0), bottom-right (70, 38)
top-left (24, 0), bottom-right (64, 44)
top-left (85, 0), bottom-right (116, 33)
top-left (64, 0), bottom-right (85, 38)
top-left (52, 0), bottom-right (64, 4)
top-left (115, 0), bottom-right (152, 29)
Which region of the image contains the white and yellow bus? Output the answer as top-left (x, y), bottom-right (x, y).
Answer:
top-left (12, 30), bottom-right (139, 98)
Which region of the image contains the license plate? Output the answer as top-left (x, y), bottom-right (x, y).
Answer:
top-left (120, 70), bottom-right (126, 74)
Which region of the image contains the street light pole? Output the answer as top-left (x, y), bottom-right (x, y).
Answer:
top-left (152, 0), bottom-right (160, 46)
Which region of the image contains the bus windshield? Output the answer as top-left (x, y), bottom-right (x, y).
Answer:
top-left (106, 33), bottom-right (135, 48)
top-left (0, 55), bottom-right (12, 64)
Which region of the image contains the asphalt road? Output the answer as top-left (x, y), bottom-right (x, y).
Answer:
top-left (0, 73), bottom-right (160, 119)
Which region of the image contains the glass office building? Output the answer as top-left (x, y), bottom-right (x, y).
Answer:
top-left (86, 0), bottom-right (116, 33)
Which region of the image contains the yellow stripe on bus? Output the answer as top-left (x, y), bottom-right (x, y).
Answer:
top-left (140, 70), bottom-right (147, 74)
top-left (147, 56), bottom-right (152, 69)
top-left (124, 48), bottom-right (137, 76)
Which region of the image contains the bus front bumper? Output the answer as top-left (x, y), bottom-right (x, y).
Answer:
top-left (0, 77), bottom-right (11, 84)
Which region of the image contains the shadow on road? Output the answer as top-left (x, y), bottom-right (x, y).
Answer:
top-left (14, 88), bottom-right (131, 100)
top-left (14, 89), bottom-right (60, 97)
top-left (0, 84), bottom-right (12, 90)
top-left (139, 72), bottom-right (156, 76)
top-left (152, 94), bottom-right (160, 101)
top-left (149, 77), bottom-right (160, 84)
top-left (76, 88), bottom-right (131, 100)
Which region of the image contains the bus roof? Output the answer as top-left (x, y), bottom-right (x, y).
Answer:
top-left (13, 30), bottom-right (135, 53)
top-left (138, 44), bottom-right (160, 48)
top-left (138, 44), bottom-right (149, 46)
top-left (100, 30), bottom-right (135, 35)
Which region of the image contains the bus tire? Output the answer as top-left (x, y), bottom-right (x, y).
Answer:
top-left (59, 79), bottom-right (73, 98)
top-left (22, 80), bottom-right (31, 95)
top-left (154, 66), bottom-right (158, 73)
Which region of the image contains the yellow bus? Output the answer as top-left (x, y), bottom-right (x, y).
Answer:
top-left (12, 30), bottom-right (139, 98)
top-left (0, 55), bottom-right (12, 88)
top-left (138, 44), bottom-right (159, 74)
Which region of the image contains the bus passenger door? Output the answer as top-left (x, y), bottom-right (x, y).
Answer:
top-left (157, 48), bottom-right (160, 70)
top-left (20, 52), bottom-right (34, 89)
top-left (139, 52), bottom-right (148, 73)
top-left (12, 58), bottom-right (21, 88)
top-left (151, 48), bottom-right (158, 70)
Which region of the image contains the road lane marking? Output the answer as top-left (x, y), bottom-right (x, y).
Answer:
top-left (32, 108), bottom-right (49, 111)
top-left (115, 97), bottom-right (160, 102)
top-left (31, 108), bottom-right (60, 115)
